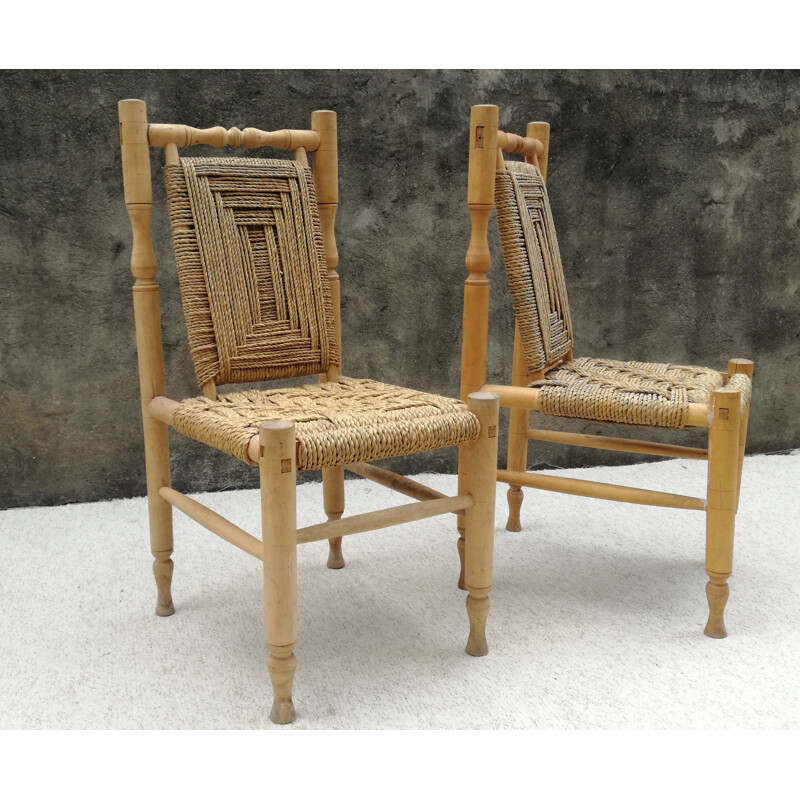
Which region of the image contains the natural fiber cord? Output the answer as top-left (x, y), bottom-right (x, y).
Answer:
top-left (165, 157), bottom-right (339, 388)
top-left (495, 159), bottom-right (752, 428)
top-left (532, 357), bottom-right (752, 429)
top-left (495, 161), bottom-right (573, 373)
top-left (170, 377), bottom-right (480, 470)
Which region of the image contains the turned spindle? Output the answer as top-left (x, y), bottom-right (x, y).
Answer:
top-left (464, 392), bottom-right (500, 656)
top-left (119, 99), bottom-right (175, 617)
top-left (704, 385), bottom-right (741, 638)
top-left (457, 105), bottom-right (499, 589)
top-left (147, 123), bottom-right (321, 151)
top-left (312, 110), bottom-right (346, 571)
top-left (505, 121), bottom-right (551, 533)
top-left (260, 420), bottom-right (298, 724)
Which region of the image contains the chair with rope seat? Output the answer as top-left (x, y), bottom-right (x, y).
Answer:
top-left (119, 99), bottom-right (499, 724)
top-left (457, 104), bottom-right (753, 638)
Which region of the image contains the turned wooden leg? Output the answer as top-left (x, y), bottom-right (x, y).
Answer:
top-left (456, 445), bottom-right (467, 590)
top-left (260, 420), bottom-right (298, 724)
top-left (704, 386), bottom-right (741, 639)
top-left (506, 322), bottom-right (529, 531)
top-left (506, 407), bottom-right (529, 532)
top-left (322, 465), bottom-right (345, 569)
top-left (464, 392), bottom-right (499, 656)
top-left (144, 413), bottom-right (174, 617)
top-left (728, 359), bottom-right (754, 511)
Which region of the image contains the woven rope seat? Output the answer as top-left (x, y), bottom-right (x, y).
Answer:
top-left (533, 357), bottom-right (752, 429)
top-left (170, 377), bottom-right (480, 470)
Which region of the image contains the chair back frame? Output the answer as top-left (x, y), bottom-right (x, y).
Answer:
top-left (119, 100), bottom-right (342, 407)
top-left (459, 105), bottom-right (554, 405)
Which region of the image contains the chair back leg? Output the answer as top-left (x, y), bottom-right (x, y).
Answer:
top-left (322, 465), bottom-right (346, 569)
top-left (506, 322), bottom-right (530, 531)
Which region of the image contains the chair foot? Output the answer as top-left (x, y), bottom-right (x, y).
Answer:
top-left (704, 578), bottom-right (730, 639)
top-left (457, 531), bottom-right (466, 590)
top-left (506, 487), bottom-right (523, 532)
top-left (268, 651), bottom-right (297, 724)
top-left (155, 601), bottom-right (175, 617)
top-left (153, 557), bottom-right (174, 616)
top-left (465, 594), bottom-right (489, 656)
top-left (326, 535), bottom-right (345, 569)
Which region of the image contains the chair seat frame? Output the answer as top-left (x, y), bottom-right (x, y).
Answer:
top-left (457, 105), bottom-right (753, 639)
top-left (119, 100), bottom-right (499, 724)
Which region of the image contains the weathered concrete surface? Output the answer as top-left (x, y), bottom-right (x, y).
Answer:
top-left (1, 70), bottom-right (798, 508)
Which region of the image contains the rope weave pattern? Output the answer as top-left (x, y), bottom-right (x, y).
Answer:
top-left (495, 161), bottom-right (573, 373)
top-left (532, 357), bottom-right (752, 429)
top-left (165, 157), bottom-right (339, 388)
top-left (170, 377), bottom-right (480, 470)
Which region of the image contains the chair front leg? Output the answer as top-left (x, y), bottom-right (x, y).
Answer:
top-left (259, 421), bottom-right (299, 724)
top-left (704, 386), bottom-right (741, 639)
top-left (322, 465), bottom-right (345, 569)
top-left (464, 392), bottom-right (500, 656)
top-left (143, 414), bottom-right (174, 617)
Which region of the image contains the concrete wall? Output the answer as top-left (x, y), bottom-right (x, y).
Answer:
top-left (2, 70), bottom-right (798, 509)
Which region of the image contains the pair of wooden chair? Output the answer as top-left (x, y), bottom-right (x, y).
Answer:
top-left (118, 100), bottom-right (753, 725)
top-left (458, 106), bottom-right (753, 644)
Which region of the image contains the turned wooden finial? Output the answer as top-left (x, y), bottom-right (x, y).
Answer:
top-left (526, 121), bottom-right (550, 177)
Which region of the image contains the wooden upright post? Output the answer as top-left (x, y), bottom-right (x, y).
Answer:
top-left (311, 109), bottom-right (340, 382)
top-left (311, 110), bottom-right (346, 569)
top-left (464, 392), bottom-right (500, 656)
top-left (704, 385), bottom-right (741, 638)
top-left (728, 358), bottom-right (754, 510)
top-left (457, 105), bottom-right (499, 589)
top-left (119, 99), bottom-right (174, 617)
top-left (260, 420), bottom-right (299, 724)
top-left (505, 121), bottom-right (552, 532)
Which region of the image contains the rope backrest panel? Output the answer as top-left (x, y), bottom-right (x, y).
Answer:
top-left (495, 160), bottom-right (573, 374)
top-left (165, 157), bottom-right (339, 387)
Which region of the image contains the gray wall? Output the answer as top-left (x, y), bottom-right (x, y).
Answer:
top-left (2, 70), bottom-right (798, 509)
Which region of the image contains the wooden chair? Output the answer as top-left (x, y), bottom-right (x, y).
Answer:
top-left (458, 105), bottom-right (753, 638)
top-left (118, 99), bottom-right (499, 724)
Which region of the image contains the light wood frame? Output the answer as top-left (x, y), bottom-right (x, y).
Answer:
top-left (458, 104), bottom-right (754, 639)
top-left (119, 99), bottom-right (500, 723)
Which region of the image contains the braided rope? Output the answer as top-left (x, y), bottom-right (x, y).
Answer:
top-left (165, 157), bottom-right (339, 388)
top-left (495, 161), bottom-right (573, 373)
top-left (170, 377), bottom-right (480, 470)
top-left (532, 357), bottom-right (751, 428)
